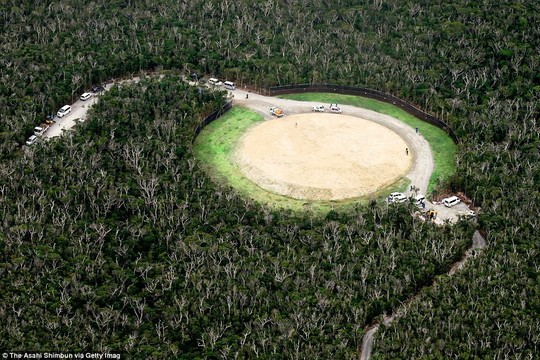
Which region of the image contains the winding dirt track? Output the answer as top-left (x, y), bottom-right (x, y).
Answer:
top-left (359, 230), bottom-right (486, 359)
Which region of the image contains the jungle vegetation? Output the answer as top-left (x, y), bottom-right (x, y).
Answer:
top-left (0, 0), bottom-right (538, 358)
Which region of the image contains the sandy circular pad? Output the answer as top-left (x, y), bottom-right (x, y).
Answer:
top-left (235, 113), bottom-right (412, 200)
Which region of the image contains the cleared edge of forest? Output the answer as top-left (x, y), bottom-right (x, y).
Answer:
top-left (279, 93), bottom-right (457, 194)
top-left (193, 106), bottom-right (410, 213)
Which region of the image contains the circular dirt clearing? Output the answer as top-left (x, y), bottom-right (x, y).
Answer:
top-left (235, 113), bottom-right (412, 200)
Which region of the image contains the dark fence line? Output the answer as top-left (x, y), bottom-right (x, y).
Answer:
top-left (268, 84), bottom-right (458, 144)
top-left (192, 101), bottom-right (233, 143)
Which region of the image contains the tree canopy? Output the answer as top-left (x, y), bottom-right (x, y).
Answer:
top-left (0, 0), bottom-right (539, 358)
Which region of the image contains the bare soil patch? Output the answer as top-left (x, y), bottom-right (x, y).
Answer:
top-left (235, 113), bottom-right (412, 200)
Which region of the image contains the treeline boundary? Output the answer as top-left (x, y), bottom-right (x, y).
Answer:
top-left (192, 101), bottom-right (233, 143)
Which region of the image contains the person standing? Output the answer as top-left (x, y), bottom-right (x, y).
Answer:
top-left (405, 148), bottom-right (409, 155)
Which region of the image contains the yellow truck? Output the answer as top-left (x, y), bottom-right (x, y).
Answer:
top-left (270, 106), bottom-right (284, 117)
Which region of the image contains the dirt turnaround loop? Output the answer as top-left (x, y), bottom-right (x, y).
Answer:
top-left (235, 113), bottom-right (412, 200)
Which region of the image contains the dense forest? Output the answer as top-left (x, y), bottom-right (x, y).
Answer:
top-left (1, 0), bottom-right (539, 358)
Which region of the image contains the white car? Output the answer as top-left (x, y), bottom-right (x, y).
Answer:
top-left (80, 92), bottom-right (93, 101)
top-left (442, 196), bottom-right (461, 207)
top-left (329, 105), bottom-right (342, 114)
top-left (34, 126), bottom-right (45, 136)
top-left (413, 194), bottom-right (426, 208)
top-left (388, 192), bottom-right (407, 203)
top-left (26, 135), bottom-right (38, 146)
top-left (208, 78), bottom-right (223, 86)
top-left (312, 105), bottom-right (325, 112)
top-left (57, 105), bottom-right (72, 118)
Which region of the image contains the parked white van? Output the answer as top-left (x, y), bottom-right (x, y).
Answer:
top-left (26, 135), bottom-right (38, 146)
top-left (57, 105), bottom-right (72, 117)
top-left (208, 78), bottom-right (223, 86)
top-left (224, 81), bottom-right (236, 90)
top-left (442, 196), bottom-right (461, 207)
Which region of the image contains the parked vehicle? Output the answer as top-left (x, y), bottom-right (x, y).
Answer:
top-left (25, 135), bottom-right (38, 146)
top-left (34, 124), bottom-right (50, 136)
top-left (413, 194), bottom-right (426, 208)
top-left (442, 195), bottom-right (461, 207)
top-left (208, 78), bottom-right (223, 86)
top-left (224, 81), bottom-right (236, 90)
top-left (44, 114), bottom-right (55, 125)
top-left (56, 105), bottom-right (72, 118)
top-left (91, 85), bottom-right (105, 93)
top-left (312, 105), bottom-right (325, 112)
top-left (329, 105), bottom-right (342, 113)
top-left (80, 92), bottom-right (93, 101)
top-left (388, 192), bottom-right (407, 203)
top-left (270, 106), bottom-right (284, 117)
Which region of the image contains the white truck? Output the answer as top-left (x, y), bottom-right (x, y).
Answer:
top-left (34, 123), bottom-right (50, 136)
top-left (270, 106), bottom-right (284, 117)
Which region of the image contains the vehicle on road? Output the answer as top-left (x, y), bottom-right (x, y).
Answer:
top-left (224, 81), bottom-right (236, 90)
top-left (44, 114), bottom-right (55, 125)
top-left (312, 105), bottom-right (325, 112)
top-left (388, 192), bottom-right (407, 203)
top-left (91, 85), bottom-right (105, 93)
top-left (329, 105), bottom-right (342, 113)
top-left (208, 78), bottom-right (223, 86)
top-left (442, 195), bottom-right (461, 207)
top-left (413, 194), bottom-right (426, 208)
top-left (25, 135), bottom-right (38, 146)
top-left (80, 92), bottom-right (93, 101)
top-left (34, 124), bottom-right (50, 136)
top-left (270, 106), bottom-right (284, 117)
top-left (57, 105), bottom-right (72, 118)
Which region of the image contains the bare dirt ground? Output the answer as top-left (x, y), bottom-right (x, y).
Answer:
top-left (230, 88), bottom-right (434, 199)
top-left (235, 113), bottom-right (411, 200)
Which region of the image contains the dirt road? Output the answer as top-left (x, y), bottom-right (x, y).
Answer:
top-left (358, 230), bottom-right (486, 359)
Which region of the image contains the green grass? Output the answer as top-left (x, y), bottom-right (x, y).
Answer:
top-left (194, 94), bottom-right (457, 214)
top-left (279, 93), bottom-right (457, 194)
